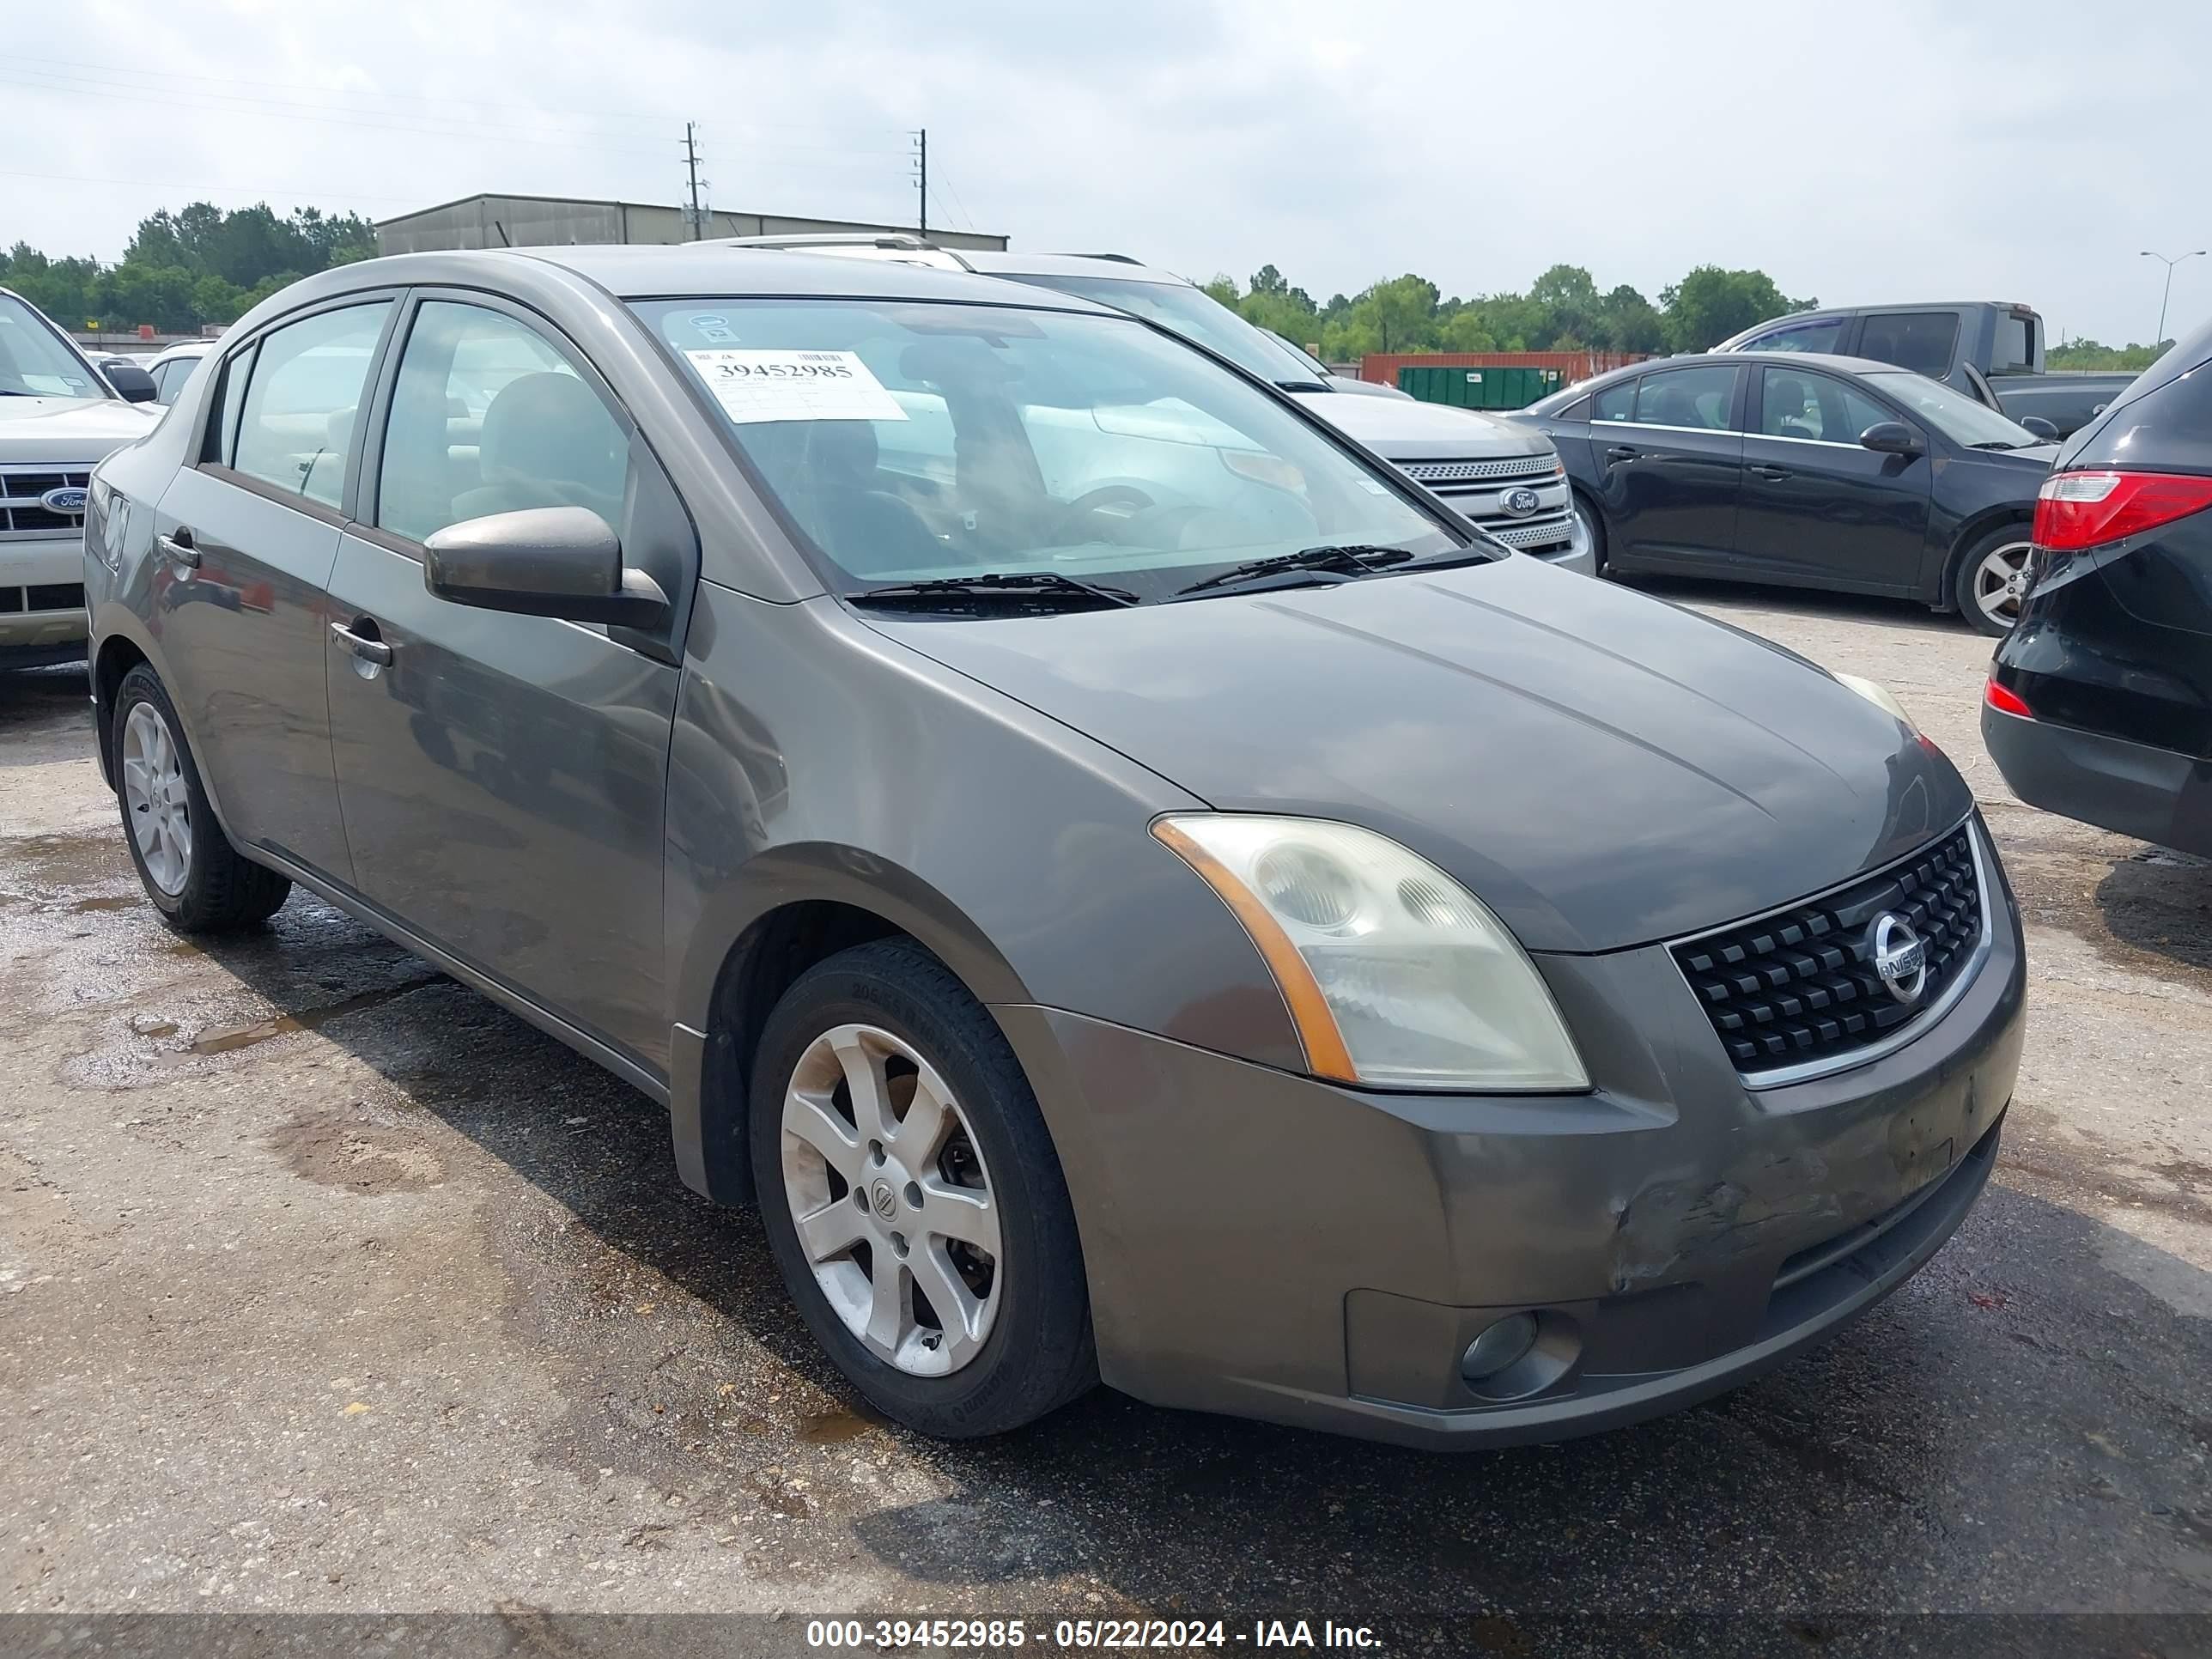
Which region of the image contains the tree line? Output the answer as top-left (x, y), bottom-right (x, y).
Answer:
top-left (1, 203), bottom-right (379, 334)
top-left (1201, 262), bottom-right (1814, 361)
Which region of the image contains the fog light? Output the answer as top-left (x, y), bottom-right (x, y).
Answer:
top-left (1460, 1312), bottom-right (1540, 1382)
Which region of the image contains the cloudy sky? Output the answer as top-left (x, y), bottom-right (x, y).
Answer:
top-left (8, 0), bottom-right (2205, 344)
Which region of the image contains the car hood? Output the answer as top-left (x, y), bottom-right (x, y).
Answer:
top-left (0, 395), bottom-right (161, 463)
top-left (1289, 387), bottom-right (1554, 461)
top-left (866, 557), bottom-right (1971, 952)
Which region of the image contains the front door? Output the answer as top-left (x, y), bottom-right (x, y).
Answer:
top-left (323, 295), bottom-right (688, 1073)
top-left (1589, 363), bottom-right (1746, 568)
top-left (149, 298), bottom-right (397, 884)
top-left (1733, 367), bottom-right (1933, 593)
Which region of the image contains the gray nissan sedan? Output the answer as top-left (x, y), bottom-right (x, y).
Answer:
top-left (82, 247), bottom-right (2025, 1447)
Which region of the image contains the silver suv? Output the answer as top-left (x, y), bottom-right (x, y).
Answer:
top-left (0, 287), bottom-right (161, 667)
top-left (709, 237), bottom-right (1593, 575)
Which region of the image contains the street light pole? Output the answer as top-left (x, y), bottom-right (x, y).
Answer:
top-left (2140, 249), bottom-right (2207, 349)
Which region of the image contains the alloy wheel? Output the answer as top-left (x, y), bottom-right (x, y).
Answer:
top-left (779, 1023), bottom-right (1003, 1376)
top-left (120, 702), bottom-right (192, 896)
top-left (1970, 539), bottom-right (2033, 629)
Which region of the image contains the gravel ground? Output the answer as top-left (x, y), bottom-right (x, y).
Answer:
top-left (1, 579), bottom-right (2208, 1651)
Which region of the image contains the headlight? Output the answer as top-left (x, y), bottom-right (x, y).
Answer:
top-left (1152, 815), bottom-right (1589, 1091)
top-left (1832, 672), bottom-right (1917, 733)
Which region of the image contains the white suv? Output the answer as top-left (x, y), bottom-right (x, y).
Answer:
top-left (705, 237), bottom-right (1593, 574)
top-left (1, 287), bottom-right (162, 667)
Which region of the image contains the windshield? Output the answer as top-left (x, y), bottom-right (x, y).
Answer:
top-left (0, 295), bottom-right (106, 400)
top-left (1863, 370), bottom-right (2044, 448)
top-left (635, 297), bottom-right (1461, 604)
top-left (990, 273), bottom-right (1324, 387)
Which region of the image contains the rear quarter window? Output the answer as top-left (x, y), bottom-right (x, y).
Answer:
top-left (1859, 312), bottom-right (1960, 378)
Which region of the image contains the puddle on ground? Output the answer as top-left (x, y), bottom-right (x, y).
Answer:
top-left (68, 895), bottom-right (137, 913)
top-left (157, 974), bottom-right (442, 1064)
top-left (796, 1408), bottom-right (874, 1445)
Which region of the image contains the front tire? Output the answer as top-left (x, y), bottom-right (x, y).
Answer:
top-left (750, 939), bottom-right (1095, 1437)
top-left (111, 664), bottom-right (291, 932)
top-left (1953, 524), bottom-right (2034, 637)
top-left (1572, 491), bottom-right (1609, 576)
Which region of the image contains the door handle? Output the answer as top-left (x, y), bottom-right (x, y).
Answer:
top-left (1750, 463), bottom-right (1792, 480)
top-left (157, 528), bottom-right (199, 568)
top-left (1604, 446), bottom-right (1638, 462)
top-left (329, 620), bottom-right (393, 667)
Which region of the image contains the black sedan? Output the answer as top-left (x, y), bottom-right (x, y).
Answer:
top-left (1517, 352), bottom-right (2057, 634)
top-left (1984, 317), bottom-right (2212, 856)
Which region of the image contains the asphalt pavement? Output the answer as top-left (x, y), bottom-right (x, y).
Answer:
top-left (1, 580), bottom-right (2208, 1653)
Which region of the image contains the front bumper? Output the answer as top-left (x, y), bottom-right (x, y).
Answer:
top-left (1, 538), bottom-right (90, 663)
top-left (1983, 703), bottom-right (2212, 859)
top-left (993, 834), bottom-right (2026, 1448)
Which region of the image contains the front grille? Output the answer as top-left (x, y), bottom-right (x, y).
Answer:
top-left (1672, 823), bottom-right (1986, 1079)
top-left (1480, 515), bottom-right (1576, 550)
top-left (0, 467), bottom-right (89, 539)
top-left (1396, 455), bottom-right (1556, 486)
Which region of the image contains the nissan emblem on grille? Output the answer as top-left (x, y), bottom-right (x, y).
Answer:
top-left (1502, 487), bottom-right (1541, 515)
top-left (1871, 915), bottom-right (1929, 1003)
top-left (1668, 823), bottom-right (1984, 1078)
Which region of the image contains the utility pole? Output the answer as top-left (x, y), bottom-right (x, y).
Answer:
top-left (684, 123), bottom-right (706, 240)
top-left (2141, 249), bottom-right (2206, 349)
top-left (913, 128), bottom-right (927, 239)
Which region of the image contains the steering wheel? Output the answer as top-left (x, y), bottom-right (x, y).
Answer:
top-left (1064, 484), bottom-right (1157, 523)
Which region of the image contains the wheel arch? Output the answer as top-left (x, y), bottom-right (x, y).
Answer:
top-left (1936, 506), bottom-right (2035, 613)
top-left (669, 847), bottom-right (1032, 1208)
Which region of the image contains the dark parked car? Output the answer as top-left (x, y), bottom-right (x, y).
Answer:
top-left (85, 247), bottom-right (2023, 1448)
top-left (1714, 301), bottom-right (2136, 440)
top-left (1984, 323), bottom-right (2212, 857)
top-left (1520, 352), bottom-right (2057, 634)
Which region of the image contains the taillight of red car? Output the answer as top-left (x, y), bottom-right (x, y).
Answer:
top-left (2033, 470), bottom-right (2212, 553)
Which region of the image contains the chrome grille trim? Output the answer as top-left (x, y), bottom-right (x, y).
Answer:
top-left (1395, 456), bottom-right (1559, 484)
top-left (0, 466), bottom-right (90, 541)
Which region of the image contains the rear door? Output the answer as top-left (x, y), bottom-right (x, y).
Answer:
top-left (1589, 363), bottom-right (1747, 568)
top-left (149, 296), bottom-right (398, 884)
top-left (323, 291), bottom-right (693, 1073)
top-left (1733, 366), bottom-right (1933, 592)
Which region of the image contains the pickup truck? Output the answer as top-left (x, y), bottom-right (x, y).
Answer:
top-left (1714, 301), bottom-right (2136, 439)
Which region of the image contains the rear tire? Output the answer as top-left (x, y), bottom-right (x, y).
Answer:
top-left (750, 939), bottom-right (1095, 1437)
top-left (111, 663), bottom-right (291, 933)
top-left (1953, 524), bottom-right (2034, 637)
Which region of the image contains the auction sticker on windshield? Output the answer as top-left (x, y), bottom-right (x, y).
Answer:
top-left (684, 349), bottom-right (908, 423)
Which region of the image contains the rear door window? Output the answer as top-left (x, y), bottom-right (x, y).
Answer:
top-left (1991, 313), bottom-right (2037, 374)
top-left (1632, 366), bottom-right (1741, 431)
top-left (230, 304), bottom-right (391, 507)
top-left (1858, 312), bottom-right (1960, 378)
top-left (1592, 379), bottom-right (1638, 422)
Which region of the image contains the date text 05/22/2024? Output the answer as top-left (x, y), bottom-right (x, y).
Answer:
top-left (805, 1618), bottom-right (1384, 1650)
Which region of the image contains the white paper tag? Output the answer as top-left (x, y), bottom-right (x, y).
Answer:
top-left (684, 349), bottom-right (908, 424)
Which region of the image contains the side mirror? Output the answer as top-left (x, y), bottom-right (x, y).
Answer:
top-left (1857, 421), bottom-right (1922, 456)
top-left (422, 506), bottom-right (668, 629)
top-left (105, 363), bottom-right (158, 404)
top-left (2018, 416), bottom-right (2059, 441)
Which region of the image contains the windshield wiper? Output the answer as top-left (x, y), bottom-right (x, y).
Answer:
top-left (1171, 544), bottom-right (1415, 599)
top-left (1970, 440), bottom-right (2030, 450)
top-left (1273, 379), bottom-right (1333, 394)
top-left (850, 571), bottom-right (1140, 612)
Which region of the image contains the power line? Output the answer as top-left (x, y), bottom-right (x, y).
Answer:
top-left (7, 52), bottom-right (915, 136)
top-left (0, 166), bottom-right (425, 204)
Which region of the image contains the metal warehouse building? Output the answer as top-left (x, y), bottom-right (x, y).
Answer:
top-left (375, 192), bottom-right (1009, 256)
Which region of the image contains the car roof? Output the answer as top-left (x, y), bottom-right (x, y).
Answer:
top-left (514, 244), bottom-right (1127, 310)
top-left (1582, 351), bottom-right (1908, 385)
top-left (957, 250), bottom-right (1188, 284)
top-left (702, 236), bottom-right (1194, 289)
